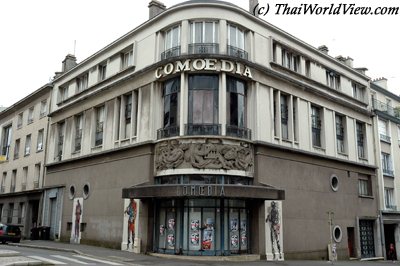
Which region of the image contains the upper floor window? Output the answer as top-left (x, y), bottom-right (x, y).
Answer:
top-left (282, 49), bottom-right (300, 72)
top-left (189, 22), bottom-right (219, 54)
top-left (98, 63), bottom-right (107, 81)
top-left (34, 163), bottom-right (41, 188)
top-left (358, 175), bottom-right (372, 197)
top-left (1, 172), bottom-right (6, 193)
top-left (122, 49), bottom-right (133, 70)
top-left (378, 119), bottom-right (391, 143)
top-left (40, 100), bottom-right (47, 118)
top-left (159, 78), bottom-right (180, 139)
top-left (335, 114), bottom-right (346, 154)
top-left (10, 171), bottom-right (16, 193)
top-left (381, 152), bottom-right (393, 176)
top-left (27, 107), bottom-right (34, 124)
top-left (14, 139), bottom-right (20, 159)
top-left (17, 113), bottom-right (23, 129)
top-left (95, 106), bottom-right (105, 146)
top-left (311, 105), bottom-right (322, 148)
top-left (398, 126), bottom-right (400, 143)
top-left (356, 122), bottom-right (366, 159)
top-left (1, 125), bottom-right (12, 160)
top-left (352, 82), bottom-right (365, 101)
top-left (58, 86), bottom-right (69, 103)
top-left (24, 134), bottom-right (31, 156)
top-left (280, 94), bottom-right (289, 140)
top-left (76, 73), bottom-right (88, 92)
top-left (227, 24), bottom-right (246, 59)
top-left (37, 129), bottom-right (44, 151)
top-left (22, 167), bottom-right (28, 191)
top-left (226, 77), bottom-right (250, 139)
top-left (326, 70), bottom-right (340, 90)
top-left (56, 121), bottom-right (65, 161)
top-left (384, 187), bottom-right (395, 210)
top-left (165, 25), bottom-right (180, 51)
top-left (73, 114), bottom-right (83, 152)
top-left (187, 75), bottom-right (219, 135)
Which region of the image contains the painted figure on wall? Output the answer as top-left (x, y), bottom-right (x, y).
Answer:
top-left (71, 198), bottom-right (83, 244)
top-left (75, 200), bottom-right (82, 241)
top-left (124, 198), bottom-right (137, 249)
top-left (266, 201), bottom-right (282, 260)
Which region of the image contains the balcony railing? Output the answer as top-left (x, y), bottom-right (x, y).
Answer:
top-left (157, 126), bottom-right (180, 140)
top-left (383, 168), bottom-right (394, 177)
top-left (33, 181), bottom-right (39, 189)
top-left (185, 123), bottom-right (221, 136)
top-left (161, 46), bottom-right (181, 60)
top-left (188, 43), bottom-right (219, 55)
top-left (386, 205), bottom-right (397, 211)
top-left (380, 133), bottom-right (391, 143)
top-left (227, 45), bottom-right (248, 60)
top-left (226, 125), bottom-right (252, 140)
top-left (372, 98), bottom-right (400, 119)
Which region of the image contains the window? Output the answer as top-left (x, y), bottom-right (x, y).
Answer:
top-left (40, 100), bottom-right (47, 118)
top-left (14, 139), bottom-right (20, 159)
top-left (159, 78), bottom-right (180, 139)
top-left (378, 119), bottom-right (391, 143)
top-left (22, 167), bottom-right (28, 191)
top-left (27, 107), bottom-right (34, 124)
top-left (124, 94), bottom-right (132, 139)
top-left (162, 25), bottom-right (181, 59)
top-left (293, 97), bottom-right (298, 141)
top-left (330, 175), bottom-right (339, 192)
top-left (311, 105), bottom-right (322, 147)
top-left (326, 70), bottom-right (340, 90)
top-left (11, 170), bottom-right (16, 193)
top-left (282, 49), bottom-right (299, 72)
top-left (358, 176), bottom-right (372, 197)
top-left (280, 94), bottom-right (289, 140)
top-left (7, 203), bottom-right (14, 223)
top-left (226, 77), bottom-right (249, 139)
top-left (59, 86), bottom-right (69, 103)
top-left (381, 152), bottom-right (393, 176)
top-left (398, 126), bottom-right (400, 144)
top-left (356, 122), bottom-right (366, 159)
top-left (305, 60), bottom-right (311, 77)
top-left (335, 114), bottom-right (346, 153)
top-left (352, 82), bottom-right (365, 101)
top-left (98, 64), bottom-right (107, 81)
top-left (189, 22), bottom-right (218, 54)
top-left (34, 164), bottom-right (40, 189)
top-left (74, 114), bottom-right (83, 152)
top-left (17, 113), bottom-right (23, 128)
top-left (24, 134), bottom-right (31, 156)
top-left (122, 49), bottom-right (133, 69)
top-left (187, 75), bottom-right (219, 135)
top-left (56, 122), bottom-right (65, 161)
top-left (1, 125), bottom-right (12, 159)
top-left (37, 129), bottom-right (44, 151)
top-left (227, 24), bottom-right (246, 59)
top-left (95, 106), bottom-right (105, 146)
top-left (1, 172), bottom-right (6, 193)
top-left (18, 203), bottom-right (24, 224)
top-left (76, 73), bottom-right (88, 92)
top-left (385, 188), bottom-right (395, 210)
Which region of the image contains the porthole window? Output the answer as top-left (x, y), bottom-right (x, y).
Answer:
top-left (83, 183), bottom-right (90, 199)
top-left (69, 185), bottom-right (75, 200)
top-left (333, 225), bottom-right (342, 243)
top-left (330, 175), bottom-right (339, 192)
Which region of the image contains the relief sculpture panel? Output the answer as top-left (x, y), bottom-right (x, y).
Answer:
top-left (155, 139), bottom-right (253, 172)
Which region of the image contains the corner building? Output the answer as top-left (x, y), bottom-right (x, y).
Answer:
top-left (43, 0), bottom-right (379, 260)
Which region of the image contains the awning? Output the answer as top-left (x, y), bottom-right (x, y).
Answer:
top-left (122, 184), bottom-right (284, 200)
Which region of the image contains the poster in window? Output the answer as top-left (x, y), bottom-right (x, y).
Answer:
top-left (241, 233), bottom-right (247, 247)
top-left (201, 218), bottom-right (214, 250)
top-left (168, 218), bottom-right (175, 230)
top-left (240, 220), bottom-right (246, 232)
top-left (159, 225), bottom-right (165, 236)
top-left (231, 234), bottom-right (239, 248)
top-left (167, 234), bottom-right (175, 247)
top-left (191, 219), bottom-right (200, 232)
top-left (190, 232), bottom-right (200, 245)
top-left (230, 218), bottom-right (238, 232)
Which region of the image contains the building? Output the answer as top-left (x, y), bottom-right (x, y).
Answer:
top-left (0, 84), bottom-right (51, 238)
top-left (370, 78), bottom-right (400, 260)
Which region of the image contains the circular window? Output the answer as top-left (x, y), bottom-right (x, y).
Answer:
top-left (333, 225), bottom-right (342, 243)
top-left (69, 185), bottom-right (75, 200)
top-left (330, 175), bottom-right (339, 192)
top-left (83, 183), bottom-right (90, 199)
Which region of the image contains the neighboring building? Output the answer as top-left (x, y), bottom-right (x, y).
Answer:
top-left (40, 0), bottom-right (380, 260)
top-left (0, 84), bottom-right (52, 238)
top-left (370, 78), bottom-right (400, 260)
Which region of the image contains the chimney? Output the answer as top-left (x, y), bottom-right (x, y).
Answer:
top-left (62, 54), bottom-right (77, 72)
top-left (149, 0), bottom-right (166, 19)
top-left (249, 0), bottom-right (259, 17)
top-left (344, 57), bottom-right (353, 67)
top-left (335, 55), bottom-right (346, 63)
top-left (318, 45), bottom-right (329, 54)
top-left (373, 77), bottom-right (388, 89)
top-left (355, 67), bottom-right (368, 75)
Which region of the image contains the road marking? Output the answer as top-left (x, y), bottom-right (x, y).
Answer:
top-left (51, 254), bottom-right (91, 264)
top-left (74, 255), bottom-right (124, 265)
top-left (28, 255), bottom-right (67, 265)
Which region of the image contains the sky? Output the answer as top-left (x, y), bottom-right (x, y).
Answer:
top-left (1, 0), bottom-right (400, 107)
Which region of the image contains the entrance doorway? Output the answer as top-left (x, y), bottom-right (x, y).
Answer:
top-left (384, 224), bottom-right (397, 260)
top-left (347, 227), bottom-right (355, 258)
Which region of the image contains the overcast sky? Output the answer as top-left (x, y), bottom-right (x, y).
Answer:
top-left (1, 0), bottom-right (399, 107)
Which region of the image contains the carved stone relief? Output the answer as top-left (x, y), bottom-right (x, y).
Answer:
top-left (155, 139), bottom-right (253, 172)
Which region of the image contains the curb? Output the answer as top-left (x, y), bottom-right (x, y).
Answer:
top-left (4, 260), bottom-right (44, 266)
top-left (0, 251), bottom-right (20, 257)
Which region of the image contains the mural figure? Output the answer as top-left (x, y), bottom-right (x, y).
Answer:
top-left (201, 218), bottom-right (214, 250)
top-left (124, 199), bottom-right (137, 249)
top-left (74, 199), bottom-right (82, 241)
top-left (266, 201), bottom-right (282, 260)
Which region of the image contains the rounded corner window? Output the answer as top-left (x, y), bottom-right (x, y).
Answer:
top-left (333, 225), bottom-right (342, 243)
top-left (330, 175), bottom-right (339, 192)
top-left (69, 185), bottom-right (76, 200)
top-left (83, 183), bottom-right (90, 199)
